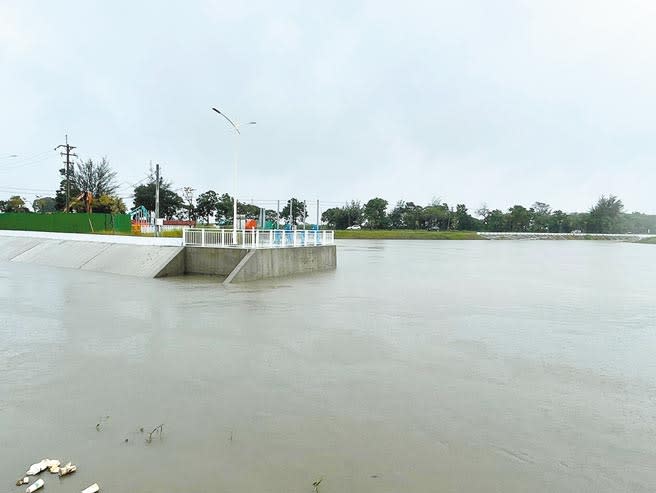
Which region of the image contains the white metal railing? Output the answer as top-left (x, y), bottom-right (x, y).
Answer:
top-left (139, 224), bottom-right (185, 234)
top-left (183, 228), bottom-right (335, 248)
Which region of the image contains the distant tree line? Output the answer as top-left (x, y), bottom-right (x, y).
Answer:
top-left (1, 157), bottom-right (312, 227)
top-left (321, 195), bottom-right (656, 234)
top-left (129, 167), bottom-right (309, 225)
top-left (2, 155), bottom-right (653, 234)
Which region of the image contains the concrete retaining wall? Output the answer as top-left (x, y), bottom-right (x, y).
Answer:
top-left (185, 245), bottom-right (336, 282)
top-left (226, 245), bottom-right (337, 283)
top-left (184, 247), bottom-right (249, 276)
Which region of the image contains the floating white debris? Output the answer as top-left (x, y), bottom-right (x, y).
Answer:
top-left (26, 478), bottom-right (45, 493)
top-left (26, 460), bottom-right (48, 476)
top-left (26, 458), bottom-right (61, 476)
top-left (81, 483), bottom-right (100, 493)
top-left (46, 459), bottom-right (61, 474)
top-left (16, 477), bottom-right (29, 486)
top-left (59, 462), bottom-right (77, 477)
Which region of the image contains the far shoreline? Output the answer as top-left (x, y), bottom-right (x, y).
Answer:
top-left (335, 230), bottom-right (482, 240)
top-left (335, 230), bottom-right (656, 242)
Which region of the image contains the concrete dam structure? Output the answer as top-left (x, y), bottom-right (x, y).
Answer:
top-left (0, 230), bottom-right (336, 283)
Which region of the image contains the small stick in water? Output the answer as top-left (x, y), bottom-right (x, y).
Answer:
top-left (145, 424), bottom-right (164, 443)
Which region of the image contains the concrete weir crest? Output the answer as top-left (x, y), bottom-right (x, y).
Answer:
top-left (0, 231), bottom-right (336, 282)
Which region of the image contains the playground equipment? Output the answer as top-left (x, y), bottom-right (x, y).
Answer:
top-left (66, 191), bottom-right (93, 214)
top-left (65, 191), bottom-right (95, 231)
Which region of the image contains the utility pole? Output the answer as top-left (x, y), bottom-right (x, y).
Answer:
top-left (277, 200), bottom-right (280, 227)
top-left (54, 135), bottom-right (77, 212)
top-left (347, 201), bottom-right (350, 227)
top-left (316, 199), bottom-right (320, 229)
top-left (155, 163), bottom-right (160, 237)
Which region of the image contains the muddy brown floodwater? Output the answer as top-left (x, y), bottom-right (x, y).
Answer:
top-left (1, 240), bottom-right (656, 492)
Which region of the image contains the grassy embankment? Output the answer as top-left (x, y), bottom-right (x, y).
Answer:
top-left (334, 230), bottom-right (481, 240)
top-left (637, 237), bottom-right (656, 244)
top-left (95, 230), bottom-right (183, 238)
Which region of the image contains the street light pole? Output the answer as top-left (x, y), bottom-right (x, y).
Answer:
top-left (211, 107), bottom-right (256, 245)
top-left (232, 130), bottom-right (239, 244)
top-left (155, 163), bottom-right (160, 237)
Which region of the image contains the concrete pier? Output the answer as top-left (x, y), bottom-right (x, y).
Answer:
top-left (183, 244), bottom-right (336, 282)
top-left (0, 230), bottom-right (336, 282)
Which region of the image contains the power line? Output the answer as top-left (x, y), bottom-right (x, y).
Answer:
top-left (0, 149), bottom-right (51, 163)
top-left (0, 186), bottom-right (54, 192)
top-left (0, 156), bottom-right (52, 172)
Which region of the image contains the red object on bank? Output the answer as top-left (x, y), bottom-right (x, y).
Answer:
top-left (245, 219), bottom-right (257, 230)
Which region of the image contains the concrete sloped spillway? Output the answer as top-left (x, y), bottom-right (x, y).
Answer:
top-left (0, 231), bottom-right (184, 278)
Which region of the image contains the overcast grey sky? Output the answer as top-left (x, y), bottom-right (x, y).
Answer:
top-left (1, 0), bottom-right (655, 214)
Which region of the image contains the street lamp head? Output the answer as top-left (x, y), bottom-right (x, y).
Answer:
top-left (211, 107), bottom-right (240, 134)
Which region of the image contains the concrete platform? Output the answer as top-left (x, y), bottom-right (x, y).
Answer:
top-left (0, 230), bottom-right (336, 281)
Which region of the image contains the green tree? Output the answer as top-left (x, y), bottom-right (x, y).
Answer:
top-left (623, 212), bottom-right (656, 234)
top-left (4, 195), bottom-right (29, 213)
top-left (280, 198), bottom-right (307, 225)
top-left (343, 200), bottom-right (363, 227)
top-left (569, 212), bottom-right (590, 233)
top-left (32, 197), bottom-right (56, 213)
top-left (389, 201), bottom-right (407, 229)
top-left (133, 170), bottom-right (184, 219)
top-left (453, 204), bottom-right (473, 230)
top-left (55, 166), bottom-right (81, 211)
top-left (238, 202), bottom-right (260, 219)
top-left (216, 193), bottom-right (236, 224)
top-left (73, 157), bottom-right (119, 197)
top-left (507, 205), bottom-right (531, 232)
top-left (485, 209), bottom-right (506, 231)
top-left (321, 201), bottom-right (363, 229)
top-left (588, 195), bottom-right (623, 233)
top-left (196, 190), bottom-right (219, 223)
top-left (404, 202), bottom-right (423, 229)
top-left (179, 187), bottom-right (197, 221)
top-left (322, 207), bottom-right (348, 229)
top-left (97, 194), bottom-right (126, 214)
top-left (363, 197), bottom-right (388, 229)
top-left (548, 210), bottom-right (570, 233)
top-left (531, 202), bottom-right (551, 232)
top-left (422, 203), bottom-right (450, 230)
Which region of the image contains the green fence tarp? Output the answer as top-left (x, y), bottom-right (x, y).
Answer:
top-left (0, 212), bottom-right (131, 234)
